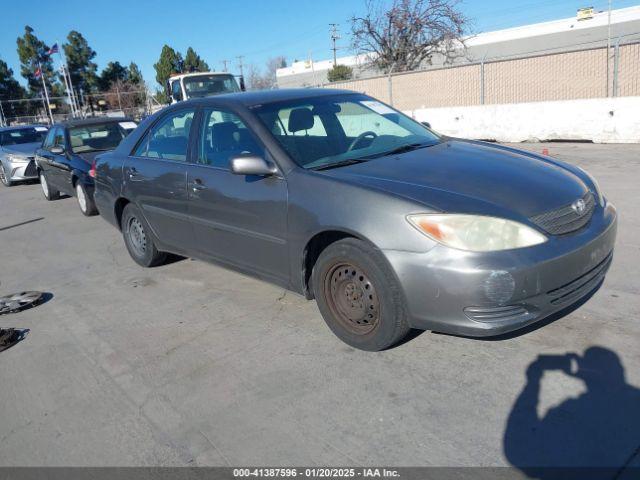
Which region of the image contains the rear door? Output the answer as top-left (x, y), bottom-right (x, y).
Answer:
top-left (186, 107), bottom-right (289, 282)
top-left (123, 108), bottom-right (197, 253)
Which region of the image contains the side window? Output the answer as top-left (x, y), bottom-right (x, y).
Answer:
top-left (53, 127), bottom-right (66, 149)
top-left (42, 128), bottom-right (56, 149)
top-left (199, 109), bottom-right (263, 169)
top-left (134, 109), bottom-right (195, 161)
top-left (171, 81), bottom-right (182, 101)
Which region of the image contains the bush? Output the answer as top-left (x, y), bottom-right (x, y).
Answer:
top-left (327, 64), bottom-right (353, 82)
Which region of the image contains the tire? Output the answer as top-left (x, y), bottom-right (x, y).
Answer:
top-left (121, 203), bottom-right (166, 267)
top-left (312, 238), bottom-right (411, 351)
top-left (0, 163), bottom-right (13, 187)
top-left (75, 182), bottom-right (98, 216)
top-left (39, 170), bottom-right (59, 200)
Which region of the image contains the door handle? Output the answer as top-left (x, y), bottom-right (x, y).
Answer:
top-left (192, 178), bottom-right (206, 192)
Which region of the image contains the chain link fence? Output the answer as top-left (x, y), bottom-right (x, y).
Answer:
top-left (0, 89), bottom-right (163, 127)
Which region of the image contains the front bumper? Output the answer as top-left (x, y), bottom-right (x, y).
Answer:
top-left (4, 158), bottom-right (38, 181)
top-left (383, 203), bottom-right (618, 337)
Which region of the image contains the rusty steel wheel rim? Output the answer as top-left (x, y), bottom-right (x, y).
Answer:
top-left (324, 262), bottom-right (380, 335)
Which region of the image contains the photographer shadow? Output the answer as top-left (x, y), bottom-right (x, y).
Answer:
top-left (503, 346), bottom-right (640, 479)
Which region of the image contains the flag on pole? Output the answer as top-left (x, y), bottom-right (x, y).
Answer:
top-left (34, 67), bottom-right (42, 79)
top-left (47, 43), bottom-right (59, 56)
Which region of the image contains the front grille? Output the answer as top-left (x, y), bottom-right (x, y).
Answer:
top-left (547, 252), bottom-right (613, 306)
top-left (530, 192), bottom-right (595, 235)
top-left (24, 160), bottom-right (37, 177)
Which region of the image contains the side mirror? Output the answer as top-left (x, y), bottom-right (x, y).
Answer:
top-left (421, 121), bottom-right (432, 129)
top-left (50, 145), bottom-right (65, 155)
top-left (230, 155), bottom-right (277, 176)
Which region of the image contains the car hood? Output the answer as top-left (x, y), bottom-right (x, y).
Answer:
top-left (1, 143), bottom-right (41, 157)
top-left (321, 140), bottom-right (588, 218)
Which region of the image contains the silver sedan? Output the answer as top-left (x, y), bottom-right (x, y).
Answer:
top-left (0, 125), bottom-right (48, 187)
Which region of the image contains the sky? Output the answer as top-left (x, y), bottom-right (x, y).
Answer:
top-left (1, 0), bottom-right (638, 91)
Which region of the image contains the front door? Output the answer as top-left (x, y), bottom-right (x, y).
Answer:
top-left (123, 108), bottom-right (197, 253)
top-left (187, 107), bottom-right (289, 282)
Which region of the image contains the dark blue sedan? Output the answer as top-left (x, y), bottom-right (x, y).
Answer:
top-left (35, 117), bottom-right (137, 216)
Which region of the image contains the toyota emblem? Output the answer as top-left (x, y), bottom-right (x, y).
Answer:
top-left (572, 198), bottom-right (586, 215)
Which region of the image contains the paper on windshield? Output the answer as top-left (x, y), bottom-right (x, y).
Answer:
top-left (119, 121), bottom-right (137, 130)
top-left (360, 100), bottom-right (396, 115)
top-left (34, 126), bottom-right (48, 132)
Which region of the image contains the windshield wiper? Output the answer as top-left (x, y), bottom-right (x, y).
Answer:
top-left (311, 158), bottom-right (370, 171)
top-left (365, 142), bottom-right (436, 159)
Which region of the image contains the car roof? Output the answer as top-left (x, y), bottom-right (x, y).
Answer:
top-left (56, 116), bottom-right (134, 129)
top-left (182, 88), bottom-right (359, 108)
top-left (0, 124), bottom-right (48, 132)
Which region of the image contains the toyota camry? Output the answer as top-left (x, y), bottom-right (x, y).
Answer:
top-left (93, 89), bottom-right (617, 351)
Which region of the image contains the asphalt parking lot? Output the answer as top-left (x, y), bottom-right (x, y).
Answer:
top-left (0, 142), bottom-right (639, 470)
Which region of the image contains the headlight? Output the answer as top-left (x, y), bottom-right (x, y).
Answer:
top-left (577, 166), bottom-right (604, 207)
top-left (7, 154), bottom-right (28, 163)
top-left (407, 214), bottom-right (547, 252)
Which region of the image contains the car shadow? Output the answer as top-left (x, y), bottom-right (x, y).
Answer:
top-left (503, 346), bottom-right (640, 479)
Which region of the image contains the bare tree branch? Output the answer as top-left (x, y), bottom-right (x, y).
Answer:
top-left (351, 0), bottom-right (467, 73)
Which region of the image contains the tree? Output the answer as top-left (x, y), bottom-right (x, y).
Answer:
top-left (63, 31), bottom-right (98, 97)
top-left (154, 45), bottom-right (183, 88)
top-left (0, 59), bottom-right (26, 100)
top-left (247, 56), bottom-right (286, 90)
top-left (351, 0), bottom-right (467, 73)
top-left (128, 62), bottom-right (143, 85)
top-left (103, 79), bottom-right (145, 111)
top-left (16, 25), bottom-right (58, 94)
top-left (0, 59), bottom-right (30, 122)
top-left (99, 61), bottom-right (128, 90)
top-left (183, 47), bottom-right (209, 73)
top-left (327, 64), bottom-right (353, 82)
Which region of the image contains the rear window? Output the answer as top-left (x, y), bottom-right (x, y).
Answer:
top-left (68, 122), bottom-right (135, 154)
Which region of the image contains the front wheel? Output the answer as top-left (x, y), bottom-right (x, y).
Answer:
top-left (39, 171), bottom-right (59, 200)
top-left (312, 238), bottom-right (411, 351)
top-left (121, 204), bottom-right (166, 267)
top-left (76, 182), bottom-right (98, 216)
top-left (0, 163), bottom-right (13, 187)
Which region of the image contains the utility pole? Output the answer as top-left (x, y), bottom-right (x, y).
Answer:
top-left (221, 59), bottom-right (229, 72)
top-left (0, 100), bottom-right (6, 127)
top-left (329, 23), bottom-right (340, 66)
top-left (236, 56), bottom-right (244, 77)
top-left (606, 0), bottom-right (612, 97)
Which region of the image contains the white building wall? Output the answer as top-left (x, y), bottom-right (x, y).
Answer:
top-left (409, 97), bottom-right (640, 143)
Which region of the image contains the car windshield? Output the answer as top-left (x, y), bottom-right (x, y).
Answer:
top-left (183, 74), bottom-right (240, 99)
top-left (253, 94), bottom-right (440, 170)
top-left (0, 127), bottom-right (48, 146)
top-left (69, 122), bottom-right (133, 154)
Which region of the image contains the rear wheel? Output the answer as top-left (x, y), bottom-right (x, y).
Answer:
top-left (0, 163), bottom-right (13, 187)
top-left (39, 171), bottom-right (59, 200)
top-left (121, 203), bottom-right (166, 267)
top-left (76, 182), bottom-right (98, 216)
top-left (312, 238), bottom-right (411, 351)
